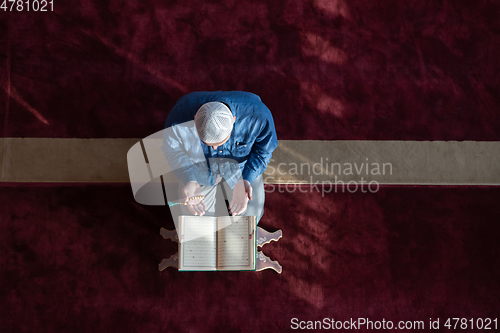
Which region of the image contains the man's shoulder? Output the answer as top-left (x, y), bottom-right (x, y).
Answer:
top-left (224, 91), bottom-right (262, 101)
top-left (167, 91), bottom-right (269, 128)
top-left (178, 91), bottom-right (261, 103)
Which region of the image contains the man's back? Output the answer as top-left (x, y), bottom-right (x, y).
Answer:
top-left (163, 91), bottom-right (278, 186)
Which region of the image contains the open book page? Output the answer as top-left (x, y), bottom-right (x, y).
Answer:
top-left (178, 216), bottom-right (217, 271)
top-left (216, 216), bottom-right (256, 271)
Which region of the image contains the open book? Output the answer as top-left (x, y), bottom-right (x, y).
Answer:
top-left (178, 215), bottom-right (256, 271)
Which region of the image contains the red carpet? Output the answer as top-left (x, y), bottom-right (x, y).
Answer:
top-left (1, 0), bottom-right (499, 332)
top-left (1, 184), bottom-right (499, 332)
top-left (0, 0), bottom-right (498, 140)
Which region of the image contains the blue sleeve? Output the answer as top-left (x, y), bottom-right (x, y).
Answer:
top-left (242, 113), bottom-right (278, 184)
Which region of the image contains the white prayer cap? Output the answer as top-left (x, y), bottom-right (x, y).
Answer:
top-left (194, 102), bottom-right (233, 144)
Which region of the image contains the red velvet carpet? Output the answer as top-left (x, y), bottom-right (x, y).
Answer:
top-left (0, 0), bottom-right (498, 140)
top-left (1, 185), bottom-right (499, 332)
top-left (1, 0), bottom-right (500, 332)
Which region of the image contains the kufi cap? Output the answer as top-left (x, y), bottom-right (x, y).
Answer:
top-left (195, 102), bottom-right (233, 144)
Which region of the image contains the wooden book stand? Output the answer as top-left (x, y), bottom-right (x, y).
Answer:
top-left (159, 226), bottom-right (282, 273)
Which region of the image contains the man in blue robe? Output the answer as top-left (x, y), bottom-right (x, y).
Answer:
top-left (162, 91), bottom-right (278, 224)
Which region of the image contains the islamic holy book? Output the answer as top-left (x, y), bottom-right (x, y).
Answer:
top-left (178, 215), bottom-right (256, 271)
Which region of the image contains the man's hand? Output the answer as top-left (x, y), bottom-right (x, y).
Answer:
top-left (229, 179), bottom-right (252, 216)
top-left (182, 181), bottom-right (207, 216)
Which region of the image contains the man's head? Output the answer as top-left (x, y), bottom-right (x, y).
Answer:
top-left (194, 102), bottom-right (235, 149)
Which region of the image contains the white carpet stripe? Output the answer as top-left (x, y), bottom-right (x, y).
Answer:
top-left (0, 138), bottom-right (499, 185)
